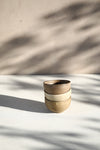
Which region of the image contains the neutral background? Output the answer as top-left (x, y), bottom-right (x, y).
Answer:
top-left (0, 0), bottom-right (100, 74)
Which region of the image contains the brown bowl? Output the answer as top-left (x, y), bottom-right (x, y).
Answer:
top-left (45, 97), bottom-right (71, 113)
top-left (43, 80), bottom-right (71, 113)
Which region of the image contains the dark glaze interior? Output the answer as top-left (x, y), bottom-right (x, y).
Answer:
top-left (44, 80), bottom-right (71, 85)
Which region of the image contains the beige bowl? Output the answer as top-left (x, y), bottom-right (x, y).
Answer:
top-left (45, 97), bottom-right (71, 113)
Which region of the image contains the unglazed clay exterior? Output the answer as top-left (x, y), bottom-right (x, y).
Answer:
top-left (45, 97), bottom-right (71, 113)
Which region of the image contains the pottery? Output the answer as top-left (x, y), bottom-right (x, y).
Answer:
top-left (43, 80), bottom-right (71, 113)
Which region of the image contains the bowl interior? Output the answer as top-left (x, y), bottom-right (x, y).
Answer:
top-left (44, 80), bottom-right (70, 85)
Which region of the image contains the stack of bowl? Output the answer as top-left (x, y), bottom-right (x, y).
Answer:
top-left (43, 80), bottom-right (71, 113)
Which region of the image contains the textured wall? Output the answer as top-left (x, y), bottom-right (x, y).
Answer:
top-left (0, 0), bottom-right (100, 74)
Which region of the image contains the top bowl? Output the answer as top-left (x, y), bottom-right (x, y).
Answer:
top-left (44, 80), bottom-right (71, 95)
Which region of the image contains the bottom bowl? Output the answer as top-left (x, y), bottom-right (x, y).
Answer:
top-left (45, 97), bottom-right (71, 113)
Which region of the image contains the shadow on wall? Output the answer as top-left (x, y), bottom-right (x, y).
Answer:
top-left (42, 1), bottom-right (100, 27)
top-left (0, 1), bottom-right (100, 74)
top-left (0, 123), bottom-right (100, 150)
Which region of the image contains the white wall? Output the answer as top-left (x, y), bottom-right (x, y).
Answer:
top-left (0, 0), bottom-right (99, 74)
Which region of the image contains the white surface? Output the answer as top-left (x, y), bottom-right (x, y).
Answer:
top-left (0, 75), bottom-right (100, 150)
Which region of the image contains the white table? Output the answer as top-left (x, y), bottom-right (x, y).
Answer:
top-left (0, 75), bottom-right (100, 150)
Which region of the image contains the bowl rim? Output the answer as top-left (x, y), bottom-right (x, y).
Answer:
top-left (44, 79), bottom-right (71, 85)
